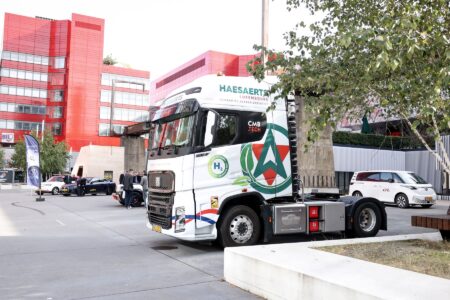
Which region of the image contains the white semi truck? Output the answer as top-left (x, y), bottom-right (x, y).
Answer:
top-left (146, 75), bottom-right (387, 247)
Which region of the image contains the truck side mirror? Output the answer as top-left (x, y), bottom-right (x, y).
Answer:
top-left (204, 110), bottom-right (218, 148)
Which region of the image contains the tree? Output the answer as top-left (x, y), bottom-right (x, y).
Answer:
top-left (0, 148), bottom-right (5, 169)
top-left (249, 0), bottom-right (450, 172)
top-left (103, 54), bottom-right (118, 65)
top-left (11, 132), bottom-right (69, 179)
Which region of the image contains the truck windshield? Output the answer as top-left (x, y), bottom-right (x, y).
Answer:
top-left (151, 114), bottom-right (195, 149)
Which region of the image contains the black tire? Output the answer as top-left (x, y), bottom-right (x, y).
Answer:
top-left (62, 194), bottom-right (70, 197)
top-left (106, 187), bottom-right (112, 195)
top-left (218, 205), bottom-right (261, 247)
top-left (51, 187), bottom-right (59, 195)
top-left (131, 192), bottom-right (143, 207)
top-left (395, 193), bottom-right (409, 208)
top-left (351, 202), bottom-right (382, 238)
top-left (421, 204), bottom-right (433, 208)
top-left (352, 191), bottom-right (363, 197)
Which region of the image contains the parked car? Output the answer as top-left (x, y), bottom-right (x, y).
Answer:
top-left (112, 182), bottom-right (143, 207)
top-left (36, 175), bottom-right (77, 195)
top-left (61, 177), bottom-right (116, 196)
top-left (349, 170), bottom-right (437, 208)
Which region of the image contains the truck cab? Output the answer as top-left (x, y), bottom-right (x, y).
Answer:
top-left (146, 75), bottom-right (386, 247)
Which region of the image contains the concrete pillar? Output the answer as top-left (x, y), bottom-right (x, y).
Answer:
top-left (295, 95), bottom-right (337, 192)
top-left (121, 136), bottom-right (146, 173)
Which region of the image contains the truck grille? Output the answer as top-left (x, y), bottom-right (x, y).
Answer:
top-left (148, 171), bottom-right (175, 192)
top-left (148, 171), bottom-right (175, 230)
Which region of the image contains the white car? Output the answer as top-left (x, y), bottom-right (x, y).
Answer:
top-left (36, 175), bottom-right (71, 195)
top-left (349, 170), bottom-right (437, 208)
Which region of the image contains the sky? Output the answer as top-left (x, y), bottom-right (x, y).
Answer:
top-left (0, 0), bottom-right (312, 80)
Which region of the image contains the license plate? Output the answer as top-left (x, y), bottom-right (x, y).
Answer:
top-left (152, 225), bottom-right (161, 233)
top-left (425, 196), bottom-right (432, 201)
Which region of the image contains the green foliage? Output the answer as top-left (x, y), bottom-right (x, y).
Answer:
top-left (332, 131), bottom-right (425, 150)
top-left (0, 148), bottom-right (5, 168)
top-left (249, 0), bottom-right (449, 151)
top-left (10, 131), bottom-right (69, 178)
top-left (103, 54), bottom-right (117, 65)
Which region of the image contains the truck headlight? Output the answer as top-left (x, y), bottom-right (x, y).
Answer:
top-left (174, 207), bottom-right (185, 233)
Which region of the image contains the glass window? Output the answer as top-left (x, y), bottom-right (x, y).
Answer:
top-left (7, 103), bottom-right (15, 112)
top-left (0, 85), bottom-right (8, 94)
top-left (53, 107), bottom-right (62, 118)
top-left (25, 71), bottom-right (33, 80)
top-left (17, 105), bottom-right (24, 113)
top-left (39, 107), bottom-right (46, 115)
top-left (52, 123), bottom-right (62, 135)
top-left (41, 57), bottom-right (49, 65)
top-left (10, 69), bottom-right (17, 78)
top-left (356, 172), bottom-right (380, 182)
top-left (216, 114), bottom-right (237, 146)
top-left (0, 103), bottom-right (6, 111)
top-left (0, 119), bottom-right (5, 128)
top-left (393, 173), bottom-right (403, 183)
top-left (100, 106), bottom-right (110, 119)
top-left (41, 73), bottom-right (48, 82)
top-left (6, 120), bottom-right (14, 129)
top-left (39, 90), bottom-right (47, 98)
top-left (33, 72), bottom-right (40, 81)
top-left (100, 90), bottom-right (111, 102)
top-left (1, 68), bottom-right (9, 77)
top-left (54, 57), bottom-right (65, 69)
top-left (24, 106), bottom-right (31, 114)
top-left (33, 55), bottom-right (42, 64)
top-left (2, 51), bottom-right (11, 60)
top-left (53, 90), bottom-right (63, 102)
top-left (31, 106), bottom-right (39, 114)
top-left (15, 122), bottom-right (23, 130)
top-left (401, 172), bottom-right (428, 184)
top-left (26, 54), bottom-right (34, 64)
top-left (23, 122), bottom-right (30, 130)
top-left (16, 87), bottom-right (25, 96)
top-left (99, 123), bottom-right (110, 136)
top-left (17, 70), bottom-right (25, 79)
top-left (24, 88), bottom-right (32, 97)
top-left (18, 53), bottom-right (26, 62)
top-left (9, 86), bottom-right (17, 95)
top-left (32, 89), bottom-right (39, 98)
top-left (380, 172), bottom-right (392, 182)
top-left (10, 52), bottom-right (19, 61)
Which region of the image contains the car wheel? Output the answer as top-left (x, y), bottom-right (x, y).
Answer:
top-left (395, 193), bottom-right (409, 208)
top-left (106, 187), bottom-right (112, 195)
top-left (51, 187), bottom-right (59, 195)
top-left (352, 191), bottom-right (363, 197)
top-left (421, 204), bottom-right (433, 208)
top-left (131, 192), bottom-right (143, 207)
top-left (350, 202), bottom-right (382, 237)
top-left (218, 205), bottom-right (261, 248)
top-left (62, 194), bottom-right (70, 197)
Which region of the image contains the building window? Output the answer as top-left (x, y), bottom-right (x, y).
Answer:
top-left (99, 106), bottom-right (111, 119)
top-left (0, 102), bottom-right (46, 115)
top-left (0, 85), bottom-right (47, 99)
top-left (54, 57), bottom-right (65, 69)
top-left (98, 123), bottom-right (124, 136)
top-left (53, 107), bottom-right (63, 118)
top-left (52, 123), bottom-right (62, 135)
top-left (100, 90), bottom-right (111, 102)
top-left (53, 90), bottom-right (64, 102)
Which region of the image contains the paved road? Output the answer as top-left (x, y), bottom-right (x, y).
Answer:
top-left (0, 189), bottom-right (447, 299)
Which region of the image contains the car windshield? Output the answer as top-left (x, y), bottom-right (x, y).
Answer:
top-left (401, 172), bottom-right (428, 184)
top-left (151, 115), bottom-right (195, 150)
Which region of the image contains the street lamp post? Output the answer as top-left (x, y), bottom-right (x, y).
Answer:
top-left (109, 79), bottom-right (146, 136)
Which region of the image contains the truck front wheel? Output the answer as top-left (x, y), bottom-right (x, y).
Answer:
top-left (218, 205), bottom-right (261, 247)
top-left (351, 202), bottom-right (381, 238)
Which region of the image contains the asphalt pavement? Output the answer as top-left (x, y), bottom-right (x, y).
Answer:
top-left (0, 189), bottom-right (447, 299)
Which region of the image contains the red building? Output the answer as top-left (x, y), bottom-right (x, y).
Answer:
top-left (0, 13), bottom-right (150, 151)
top-left (151, 50), bottom-right (256, 103)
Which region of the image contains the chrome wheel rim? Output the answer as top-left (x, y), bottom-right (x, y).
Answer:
top-left (229, 214), bottom-right (254, 244)
top-left (359, 208), bottom-right (376, 232)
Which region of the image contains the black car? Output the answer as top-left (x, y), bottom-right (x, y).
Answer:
top-left (61, 177), bottom-right (116, 196)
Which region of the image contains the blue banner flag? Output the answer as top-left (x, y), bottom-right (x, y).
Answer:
top-left (24, 135), bottom-right (41, 188)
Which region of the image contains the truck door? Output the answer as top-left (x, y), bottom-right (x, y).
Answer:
top-left (193, 112), bottom-right (241, 229)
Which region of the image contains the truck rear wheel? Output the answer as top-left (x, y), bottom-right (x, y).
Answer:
top-left (218, 205), bottom-right (260, 247)
top-left (351, 202), bottom-right (381, 238)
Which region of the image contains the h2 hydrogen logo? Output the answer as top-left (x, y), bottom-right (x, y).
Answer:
top-left (208, 155), bottom-right (229, 178)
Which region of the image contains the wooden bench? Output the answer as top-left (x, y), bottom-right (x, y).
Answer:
top-left (411, 206), bottom-right (450, 240)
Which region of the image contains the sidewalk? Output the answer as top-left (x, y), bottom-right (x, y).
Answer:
top-left (0, 183), bottom-right (34, 190)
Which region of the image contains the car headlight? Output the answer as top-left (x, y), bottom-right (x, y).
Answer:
top-left (174, 207), bottom-right (185, 233)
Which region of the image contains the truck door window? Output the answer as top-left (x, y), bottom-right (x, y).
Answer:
top-left (216, 114), bottom-right (237, 146)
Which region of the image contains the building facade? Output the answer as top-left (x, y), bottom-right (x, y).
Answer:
top-left (0, 13), bottom-right (150, 151)
top-left (150, 50), bottom-right (256, 103)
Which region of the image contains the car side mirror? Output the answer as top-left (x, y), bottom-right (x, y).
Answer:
top-left (203, 110), bottom-right (219, 148)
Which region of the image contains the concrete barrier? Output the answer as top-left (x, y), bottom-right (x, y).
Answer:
top-left (224, 233), bottom-right (449, 300)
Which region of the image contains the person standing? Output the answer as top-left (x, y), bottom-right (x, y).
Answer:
top-left (123, 169), bottom-right (134, 209)
top-left (140, 171), bottom-right (148, 207)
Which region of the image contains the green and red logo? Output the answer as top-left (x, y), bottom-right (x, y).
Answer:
top-left (235, 123), bottom-right (291, 194)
